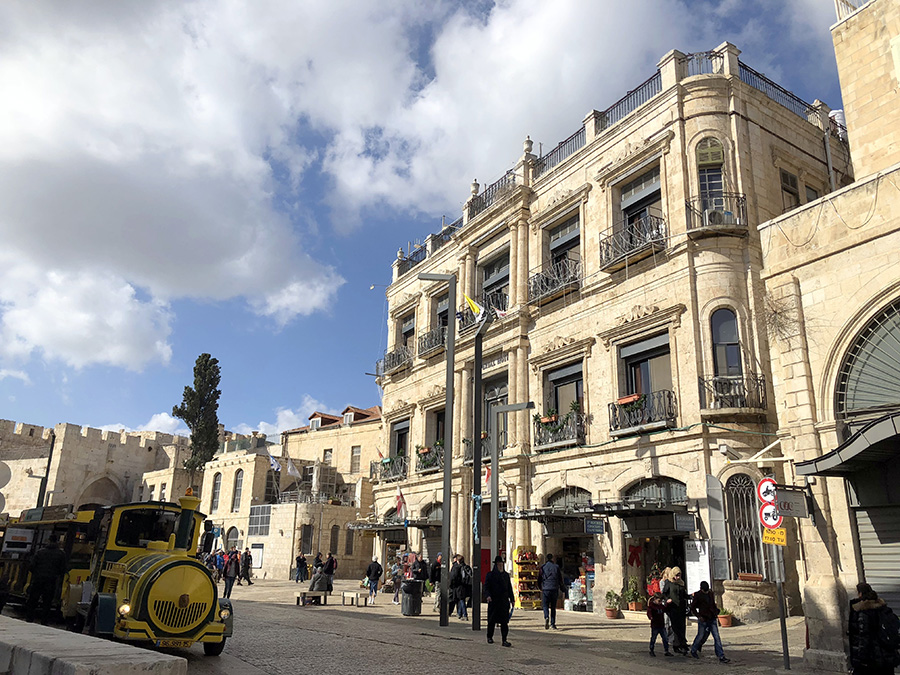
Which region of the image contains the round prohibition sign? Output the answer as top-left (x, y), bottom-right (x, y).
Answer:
top-left (756, 477), bottom-right (777, 504)
top-left (759, 502), bottom-right (784, 529)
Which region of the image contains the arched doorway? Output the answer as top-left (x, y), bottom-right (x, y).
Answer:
top-left (77, 477), bottom-right (123, 509)
top-left (544, 487), bottom-right (594, 580)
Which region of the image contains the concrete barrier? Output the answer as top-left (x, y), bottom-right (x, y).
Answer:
top-left (0, 616), bottom-right (187, 675)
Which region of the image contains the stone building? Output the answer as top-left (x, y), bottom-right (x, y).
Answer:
top-left (371, 41), bottom-right (851, 620)
top-left (759, 0), bottom-right (900, 670)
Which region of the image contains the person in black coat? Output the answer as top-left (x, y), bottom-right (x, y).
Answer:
top-left (483, 555), bottom-right (514, 647)
top-left (365, 557), bottom-right (383, 605)
top-left (849, 582), bottom-right (900, 674)
top-left (663, 566), bottom-right (690, 654)
top-left (449, 555), bottom-right (472, 620)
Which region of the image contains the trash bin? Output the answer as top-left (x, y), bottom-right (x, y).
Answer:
top-left (401, 579), bottom-right (423, 616)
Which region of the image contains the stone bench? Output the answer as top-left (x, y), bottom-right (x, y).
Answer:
top-left (0, 615), bottom-right (186, 674)
top-left (341, 591), bottom-right (368, 607)
top-left (295, 590), bottom-right (329, 606)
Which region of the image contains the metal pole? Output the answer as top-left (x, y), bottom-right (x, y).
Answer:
top-left (774, 544), bottom-right (791, 670)
top-left (490, 409), bottom-right (499, 562)
top-left (471, 325), bottom-right (484, 631)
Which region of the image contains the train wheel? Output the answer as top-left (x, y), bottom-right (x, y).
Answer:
top-left (203, 638), bottom-right (226, 656)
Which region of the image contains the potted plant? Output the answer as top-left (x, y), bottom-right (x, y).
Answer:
top-left (415, 444), bottom-right (431, 455)
top-left (617, 393), bottom-right (641, 405)
top-left (540, 408), bottom-right (558, 424)
top-left (718, 608), bottom-right (733, 627)
top-left (624, 576), bottom-right (645, 611)
top-left (604, 590), bottom-right (621, 619)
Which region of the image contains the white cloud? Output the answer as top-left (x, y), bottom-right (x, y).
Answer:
top-left (97, 412), bottom-right (189, 436)
top-left (233, 395), bottom-right (341, 440)
top-left (0, 369), bottom-right (30, 384)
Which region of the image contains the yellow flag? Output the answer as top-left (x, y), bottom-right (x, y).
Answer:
top-left (463, 293), bottom-right (485, 318)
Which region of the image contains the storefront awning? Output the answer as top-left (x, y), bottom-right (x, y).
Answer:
top-left (347, 518), bottom-right (442, 532)
top-left (796, 411), bottom-right (900, 477)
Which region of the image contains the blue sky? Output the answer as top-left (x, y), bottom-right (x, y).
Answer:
top-left (0, 0), bottom-right (845, 438)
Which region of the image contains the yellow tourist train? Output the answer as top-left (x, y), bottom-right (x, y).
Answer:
top-left (0, 491), bottom-right (232, 655)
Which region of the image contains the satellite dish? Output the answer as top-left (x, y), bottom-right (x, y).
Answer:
top-left (0, 461), bottom-right (10, 490)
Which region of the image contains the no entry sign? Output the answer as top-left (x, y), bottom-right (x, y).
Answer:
top-left (756, 477), bottom-right (777, 504)
top-left (759, 502), bottom-right (784, 529)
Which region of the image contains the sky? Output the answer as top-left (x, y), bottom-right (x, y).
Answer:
top-left (0, 0), bottom-right (845, 440)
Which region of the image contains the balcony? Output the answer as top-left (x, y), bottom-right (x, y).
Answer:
top-left (463, 436), bottom-right (503, 465)
top-left (599, 214), bottom-right (667, 271)
top-left (457, 290), bottom-right (509, 333)
top-left (686, 194), bottom-right (748, 239)
top-left (533, 412), bottom-right (586, 452)
top-left (418, 325), bottom-right (447, 358)
top-left (699, 374), bottom-right (767, 415)
top-left (533, 126), bottom-right (586, 179)
top-left (608, 390), bottom-right (677, 437)
top-left (369, 455), bottom-right (408, 483)
top-left (468, 172), bottom-right (517, 220)
top-left (527, 259), bottom-right (582, 305)
top-left (378, 345), bottom-right (413, 376)
top-left (415, 445), bottom-right (444, 474)
top-left (397, 244), bottom-right (427, 278)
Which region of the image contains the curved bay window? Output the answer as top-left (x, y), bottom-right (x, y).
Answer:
top-left (725, 473), bottom-right (763, 576)
top-left (211, 472), bottom-right (222, 512)
top-left (231, 469), bottom-right (244, 512)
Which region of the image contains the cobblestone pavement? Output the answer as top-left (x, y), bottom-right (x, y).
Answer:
top-left (175, 579), bottom-right (814, 675)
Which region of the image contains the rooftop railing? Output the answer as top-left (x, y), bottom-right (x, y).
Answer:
top-left (432, 216), bottom-right (463, 253)
top-left (683, 51), bottom-right (724, 76)
top-left (397, 245), bottom-right (428, 277)
top-left (596, 71), bottom-right (663, 134)
top-left (468, 171), bottom-right (518, 220)
top-left (533, 126), bottom-right (586, 179)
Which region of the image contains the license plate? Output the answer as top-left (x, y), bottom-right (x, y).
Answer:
top-left (156, 639), bottom-right (193, 648)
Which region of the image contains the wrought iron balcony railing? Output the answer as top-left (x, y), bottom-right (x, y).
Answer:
top-left (369, 455), bottom-right (408, 483)
top-left (417, 325), bottom-right (447, 357)
top-left (685, 193), bottom-right (748, 234)
top-left (533, 126), bottom-right (586, 179)
top-left (533, 412), bottom-right (586, 451)
top-left (415, 445), bottom-right (444, 474)
top-left (463, 435), bottom-right (504, 464)
top-left (468, 172), bottom-right (517, 220)
top-left (699, 374), bottom-right (767, 411)
top-left (595, 71), bottom-right (662, 134)
top-left (457, 290), bottom-right (509, 332)
top-left (379, 345), bottom-right (413, 375)
top-left (608, 390), bottom-right (677, 436)
top-left (527, 259), bottom-right (582, 304)
top-left (599, 214), bottom-right (667, 270)
top-left (683, 51), bottom-right (724, 76)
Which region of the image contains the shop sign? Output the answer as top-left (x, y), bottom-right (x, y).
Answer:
top-left (759, 502), bottom-right (783, 529)
top-left (674, 513), bottom-right (696, 532)
top-left (762, 527), bottom-right (787, 546)
top-left (684, 540), bottom-right (710, 594)
top-left (775, 489), bottom-right (809, 519)
top-left (756, 477), bottom-right (777, 504)
top-left (584, 519), bottom-right (605, 535)
top-left (543, 517), bottom-right (588, 536)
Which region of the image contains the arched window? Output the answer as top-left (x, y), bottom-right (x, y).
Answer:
top-left (422, 502), bottom-right (443, 521)
top-left (711, 308), bottom-right (742, 377)
top-left (211, 473), bottom-right (222, 512)
top-left (697, 137), bottom-right (724, 210)
top-left (231, 469), bottom-right (243, 512)
top-left (226, 526), bottom-right (240, 551)
top-left (345, 530), bottom-right (354, 556)
top-left (265, 470), bottom-right (279, 504)
top-left (546, 487), bottom-right (592, 508)
top-left (624, 478), bottom-right (687, 504)
top-left (725, 473), bottom-right (763, 576)
top-left (329, 525), bottom-right (340, 555)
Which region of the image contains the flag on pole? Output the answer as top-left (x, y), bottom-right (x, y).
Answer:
top-left (286, 457), bottom-right (302, 478)
top-left (395, 486), bottom-right (406, 518)
top-left (267, 453), bottom-right (281, 472)
top-left (485, 467), bottom-right (491, 485)
top-left (463, 293), bottom-right (486, 321)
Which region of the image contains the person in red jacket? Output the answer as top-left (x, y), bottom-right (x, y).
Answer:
top-left (647, 592), bottom-right (672, 657)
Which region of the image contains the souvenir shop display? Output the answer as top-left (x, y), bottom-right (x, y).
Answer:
top-left (512, 546), bottom-right (541, 609)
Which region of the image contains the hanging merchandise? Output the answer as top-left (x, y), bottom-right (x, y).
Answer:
top-left (628, 544), bottom-right (642, 567)
top-left (512, 546), bottom-right (541, 609)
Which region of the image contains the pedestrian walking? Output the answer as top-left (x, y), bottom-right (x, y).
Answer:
top-left (239, 548), bottom-right (254, 585)
top-left (365, 557), bottom-right (383, 606)
top-left (222, 550), bottom-right (240, 599)
top-left (391, 558), bottom-right (403, 605)
top-left (648, 592), bottom-right (672, 657)
top-left (430, 553), bottom-right (443, 612)
top-left (25, 534), bottom-right (67, 624)
top-left (849, 582), bottom-right (900, 675)
top-left (663, 566), bottom-right (689, 655)
top-left (215, 549), bottom-right (225, 582)
top-left (483, 555), bottom-right (514, 647)
top-left (689, 581), bottom-right (729, 663)
top-left (323, 552), bottom-right (337, 589)
top-left (295, 552), bottom-right (308, 583)
top-left (450, 555), bottom-right (472, 620)
top-left (538, 553), bottom-right (563, 630)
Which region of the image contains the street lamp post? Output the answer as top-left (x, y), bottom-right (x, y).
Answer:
top-left (489, 402), bottom-right (534, 562)
top-left (418, 272), bottom-right (456, 627)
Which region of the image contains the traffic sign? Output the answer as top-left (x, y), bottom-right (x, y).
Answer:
top-left (759, 502), bottom-right (784, 529)
top-left (762, 527), bottom-right (787, 546)
top-left (756, 477), bottom-right (777, 504)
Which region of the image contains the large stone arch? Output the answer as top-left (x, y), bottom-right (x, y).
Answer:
top-left (611, 460), bottom-right (696, 499)
top-left (77, 476), bottom-right (124, 509)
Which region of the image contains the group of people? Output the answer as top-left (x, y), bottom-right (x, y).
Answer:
top-left (203, 547), bottom-right (253, 598)
top-left (297, 552), bottom-right (338, 605)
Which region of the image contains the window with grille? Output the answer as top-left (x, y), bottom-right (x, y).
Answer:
top-left (725, 473), bottom-right (763, 576)
top-left (231, 469), bottom-right (243, 512)
top-left (248, 505), bottom-right (271, 536)
top-left (211, 473), bottom-right (222, 512)
top-left (350, 446), bottom-right (361, 473)
top-left (329, 525), bottom-right (340, 555)
top-left (301, 524), bottom-right (314, 554)
top-left (345, 530), bottom-right (354, 556)
top-left (546, 486), bottom-right (592, 508)
top-left (265, 470), bottom-right (279, 504)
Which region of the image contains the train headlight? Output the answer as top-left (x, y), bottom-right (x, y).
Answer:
top-left (118, 603), bottom-right (131, 616)
top-left (219, 608), bottom-right (231, 620)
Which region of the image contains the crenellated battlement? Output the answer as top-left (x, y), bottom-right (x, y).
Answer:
top-left (0, 419), bottom-right (53, 443)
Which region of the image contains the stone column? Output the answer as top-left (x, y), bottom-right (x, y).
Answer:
top-left (517, 344), bottom-right (530, 449)
top-left (517, 219), bottom-right (528, 307)
top-left (656, 49), bottom-right (686, 90)
top-left (508, 221), bottom-right (519, 307)
top-left (451, 491), bottom-right (460, 556)
top-left (507, 349), bottom-right (518, 446)
top-left (459, 365), bottom-right (471, 455)
top-left (465, 249), bottom-right (476, 298)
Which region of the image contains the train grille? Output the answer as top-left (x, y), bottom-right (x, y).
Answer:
top-left (153, 600), bottom-right (209, 629)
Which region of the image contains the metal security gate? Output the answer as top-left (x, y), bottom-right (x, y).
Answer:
top-left (856, 506), bottom-right (900, 610)
top-left (422, 533), bottom-right (442, 563)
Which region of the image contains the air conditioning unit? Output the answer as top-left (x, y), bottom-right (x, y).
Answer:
top-left (703, 208), bottom-right (725, 227)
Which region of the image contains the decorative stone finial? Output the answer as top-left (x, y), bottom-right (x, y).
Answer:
top-left (524, 136), bottom-right (533, 154)
top-left (397, 247), bottom-right (404, 260)
top-left (471, 179), bottom-right (479, 196)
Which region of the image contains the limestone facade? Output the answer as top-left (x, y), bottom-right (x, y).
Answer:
top-left (373, 41), bottom-right (851, 620)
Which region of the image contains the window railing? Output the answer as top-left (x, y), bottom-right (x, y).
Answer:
top-left (457, 290), bottom-right (509, 332)
top-left (379, 345), bottom-right (413, 375)
top-left (369, 455), bottom-right (408, 483)
top-left (608, 390), bottom-right (677, 434)
top-left (533, 412), bottom-right (586, 451)
top-left (468, 171), bottom-right (517, 219)
top-left (599, 214), bottom-right (667, 269)
top-left (418, 325), bottom-right (447, 356)
top-left (685, 193), bottom-right (748, 231)
top-left (596, 71), bottom-right (663, 134)
top-left (397, 245), bottom-right (428, 277)
top-left (527, 258), bottom-right (582, 303)
top-left (433, 216), bottom-right (463, 252)
top-left (415, 445), bottom-right (444, 474)
top-left (699, 374), bottom-right (767, 411)
top-left (683, 51), bottom-right (724, 76)
top-left (533, 126), bottom-right (586, 179)
top-left (463, 435), bottom-right (503, 464)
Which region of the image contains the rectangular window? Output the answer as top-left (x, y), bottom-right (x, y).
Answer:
top-left (621, 333), bottom-right (672, 395)
top-left (343, 412), bottom-right (354, 425)
top-left (248, 504), bottom-right (271, 536)
top-left (323, 449), bottom-right (333, 465)
top-left (548, 363), bottom-right (584, 414)
top-left (621, 165), bottom-right (663, 238)
top-left (549, 214), bottom-right (581, 267)
top-left (309, 418), bottom-right (321, 430)
top-left (400, 313), bottom-right (416, 349)
top-left (391, 419), bottom-right (410, 458)
top-left (781, 169), bottom-right (800, 213)
top-left (160, 483), bottom-right (167, 502)
top-left (350, 446), bottom-right (361, 473)
top-left (148, 486), bottom-right (155, 502)
top-left (805, 185), bottom-right (819, 203)
top-left (301, 523), bottom-right (314, 555)
top-left (435, 293), bottom-right (450, 328)
top-left (434, 410), bottom-right (446, 445)
top-left (345, 530), bottom-right (354, 556)
top-left (481, 253), bottom-right (510, 313)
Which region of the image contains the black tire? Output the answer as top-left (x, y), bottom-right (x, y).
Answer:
top-left (69, 612), bottom-right (85, 633)
top-left (84, 607), bottom-right (97, 637)
top-left (203, 638), bottom-right (226, 656)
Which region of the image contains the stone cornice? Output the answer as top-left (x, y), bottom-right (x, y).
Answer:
top-left (598, 303), bottom-right (687, 349)
top-left (382, 400), bottom-right (416, 422)
top-left (529, 183), bottom-right (592, 233)
top-left (529, 336), bottom-right (596, 373)
top-left (594, 130), bottom-right (675, 189)
top-left (389, 292), bottom-right (422, 319)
